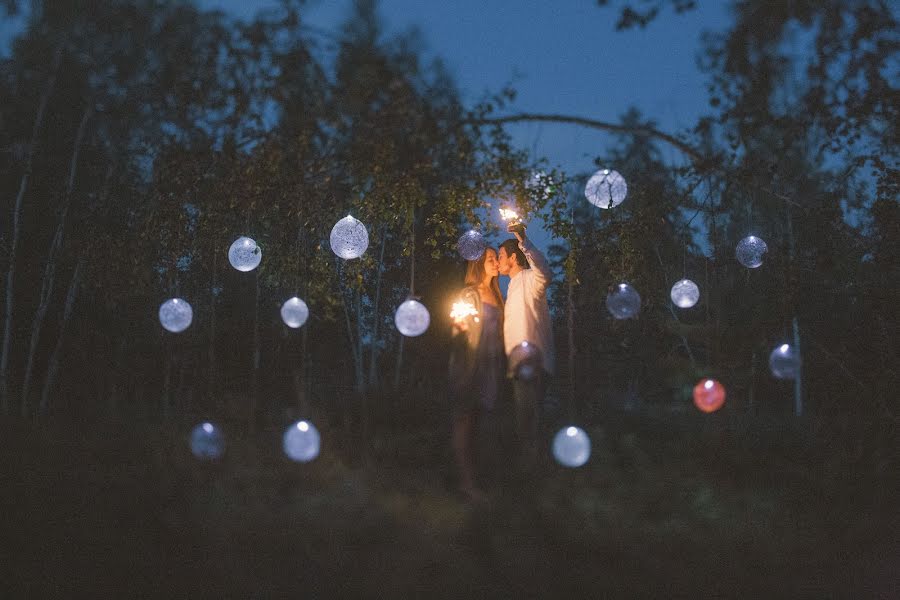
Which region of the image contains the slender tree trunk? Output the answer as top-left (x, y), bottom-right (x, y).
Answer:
top-left (250, 273), bottom-right (260, 432)
top-left (355, 288), bottom-right (365, 394)
top-left (1, 44), bottom-right (64, 412)
top-left (21, 108), bottom-right (91, 416)
top-left (38, 257), bottom-right (82, 415)
top-left (792, 316), bottom-right (803, 417)
top-left (367, 231), bottom-right (387, 388)
top-left (208, 244), bottom-right (218, 411)
top-left (566, 251), bottom-right (576, 422)
top-left (393, 335), bottom-right (404, 390)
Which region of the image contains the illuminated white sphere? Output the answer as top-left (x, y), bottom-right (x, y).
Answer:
top-left (509, 341), bottom-right (542, 381)
top-left (457, 229), bottom-right (487, 261)
top-left (552, 426), bottom-right (591, 468)
top-left (670, 279), bottom-right (700, 308)
top-left (769, 343), bottom-right (801, 380)
top-left (395, 299), bottom-right (430, 337)
top-left (283, 420), bottom-right (321, 463)
top-left (228, 236), bottom-right (262, 272)
top-left (159, 298), bottom-right (193, 333)
top-left (735, 235), bottom-right (768, 268)
top-left (584, 168), bottom-right (627, 209)
top-left (281, 296), bottom-right (309, 329)
top-left (330, 215), bottom-right (369, 259)
top-left (606, 283), bottom-right (641, 319)
top-left (190, 421), bottom-right (225, 460)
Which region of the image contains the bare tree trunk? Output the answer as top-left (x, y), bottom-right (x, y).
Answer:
top-left (1, 44), bottom-right (64, 412)
top-left (367, 231), bottom-right (387, 388)
top-left (38, 257), bottom-right (82, 415)
top-left (567, 253), bottom-right (576, 422)
top-left (249, 273), bottom-right (260, 432)
top-left (208, 244), bottom-right (218, 411)
top-left (393, 335), bottom-right (404, 390)
top-left (21, 108), bottom-right (91, 416)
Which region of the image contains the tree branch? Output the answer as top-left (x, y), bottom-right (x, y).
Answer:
top-left (474, 112), bottom-right (704, 161)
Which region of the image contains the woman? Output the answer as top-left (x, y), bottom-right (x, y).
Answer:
top-left (448, 247), bottom-right (505, 501)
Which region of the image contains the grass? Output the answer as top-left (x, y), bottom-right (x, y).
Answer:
top-left (0, 407), bottom-right (896, 598)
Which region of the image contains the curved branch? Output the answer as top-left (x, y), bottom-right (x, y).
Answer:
top-left (474, 112), bottom-right (704, 162)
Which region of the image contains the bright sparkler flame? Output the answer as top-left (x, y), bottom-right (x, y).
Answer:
top-left (499, 207), bottom-right (521, 222)
top-left (450, 301), bottom-right (478, 322)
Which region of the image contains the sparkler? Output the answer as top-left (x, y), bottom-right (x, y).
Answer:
top-left (450, 300), bottom-right (478, 322)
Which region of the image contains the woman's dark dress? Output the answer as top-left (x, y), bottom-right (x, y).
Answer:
top-left (448, 287), bottom-right (504, 413)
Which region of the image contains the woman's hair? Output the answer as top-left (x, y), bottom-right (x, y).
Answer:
top-left (464, 247), bottom-right (504, 308)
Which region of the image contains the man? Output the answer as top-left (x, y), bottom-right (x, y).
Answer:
top-left (497, 225), bottom-right (554, 471)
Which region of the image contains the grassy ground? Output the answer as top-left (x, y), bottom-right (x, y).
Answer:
top-left (1, 410), bottom-right (896, 598)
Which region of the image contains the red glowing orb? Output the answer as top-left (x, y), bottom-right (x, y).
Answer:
top-left (693, 378), bottom-right (726, 413)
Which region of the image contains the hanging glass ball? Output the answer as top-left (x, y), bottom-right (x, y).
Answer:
top-left (228, 236), bottom-right (262, 272)
top-left (330, 215), bottom-right (369, 259)
top-left (584, 168), bottom-right (627, 209)
top-left (159, 298), bottom-right (193, 333)
top-left (552, 426), bottom-right (591, 468)
top-left (509, 341), bottom-right (542, 381)
top-left (457, 229), bottom-right (487, 261)
top-left (735, 235), bottom-right (768, 268)
top-left (769, 343), bottom-right (801, 380)
top-left (395, 299), bottom-right (430, 337)
top-left (283, 420), bottom-right (321, 463)
top-left (693, 378), bottom-right (726, 413)
top-left (670, 278), bottom-right (700, 308)
top-left (190, 421), bottom-right (225, 460)
top-left (281, 297), bottom-right (309, 329)
top-left (606, 283), bottom-right (641, 319)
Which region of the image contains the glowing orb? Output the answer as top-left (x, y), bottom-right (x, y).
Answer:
top-left (606, 283), bottom-right (641, 319)
top-left (330, 215), bottom-right (369, 259)
top-left (769, 343), bottom-right (801, 380)
top-left (670, 278), bottom-right (700, 308)
top-left (552, 426), bottom-right (591, 468)
top-left (190, 421), bottom-right (225, 459)
top-left (584, 168), bottom-right (627, 209)
top-left (693, 378), bottom-right (726, 413)
top-left (735, 235), bottom-right (768, 268)
top-left (509, 341), bottom-right (542, 381)
top-left (280, 296), bottom-right (309, 329)
top-left (159, 298), bottom-right (193, 333)
top-left (395, 299), bottom-right (430, 337)
top-left (457, 229), bottom-right (487, 261)
top-left (228, 236), bottom-right (262, 271)
top-left (283, 420), bottom-right (321, 463)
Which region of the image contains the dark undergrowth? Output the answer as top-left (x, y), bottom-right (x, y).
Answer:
top-left (1, 406), bottom-right (896, 599)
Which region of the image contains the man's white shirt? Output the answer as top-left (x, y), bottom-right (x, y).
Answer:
top-left (503, 238), bottom-right (555, 374)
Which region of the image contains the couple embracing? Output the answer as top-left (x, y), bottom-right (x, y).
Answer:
top-left (448, 225), bottom-right (554, 501)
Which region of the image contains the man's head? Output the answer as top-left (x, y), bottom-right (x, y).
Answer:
top-left (498, 238), bottom-right (528, 276)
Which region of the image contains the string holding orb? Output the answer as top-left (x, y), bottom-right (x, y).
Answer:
top-left (190, 421), bottom-right (225, 460)
top-left (281, 297), bottom-right (309, 329)
top-left (735, 235), bottom-right (768, 268)
top-left (228, 236), bottom-right (262, 272)
top-left (606, 283), bottom-right (641, 320)
top-left (670, 278), bottom-right (700, 308)
top-left (693, 378), bottom-right (726, 413)
top-left (552, 426), bottom-right (591, 468)
top-left (159, 298), bottom-right (193, 333)
top-left (769, 343), bottom-right (801, 380)
top-left (457, 230), bottom-right (487, 261)
top-left (330, 214), bottom-right (369, 259)
top-left (283, 420), bottom-right (321, 463)
top-left (584, 168), bottom-right (627, 209)
top-left (395, 299), bottom-right (430, 337)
